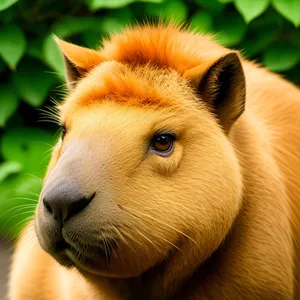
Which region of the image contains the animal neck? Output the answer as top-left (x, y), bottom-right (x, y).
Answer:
top-left (82, 221), bottom-right (248, 300)
top-left (82, 248), bottom-right (201, 300)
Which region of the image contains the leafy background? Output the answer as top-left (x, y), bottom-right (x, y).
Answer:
top-left (0, 0), bottom-right (300, 239)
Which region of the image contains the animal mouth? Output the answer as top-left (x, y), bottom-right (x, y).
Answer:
top-left (53, 233), bottom-right (116, 270)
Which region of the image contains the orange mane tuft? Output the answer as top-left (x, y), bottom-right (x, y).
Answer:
top-left (65, 24), bottom-right (230, 109)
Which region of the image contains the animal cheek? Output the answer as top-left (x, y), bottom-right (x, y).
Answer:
top-left (149, 145), bottom-right (183, 176)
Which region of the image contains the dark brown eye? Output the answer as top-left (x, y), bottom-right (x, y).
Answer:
top-left (60, 124), bottom-right (66, 140)
top-left (151, 133), bottom-right (176, 156)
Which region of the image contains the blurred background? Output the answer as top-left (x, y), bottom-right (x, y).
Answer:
top-left (0, 0), bottom-right (300, 297)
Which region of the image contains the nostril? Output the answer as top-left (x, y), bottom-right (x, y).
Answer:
top-left (42, 191), bottom-right (96, 224)
top-left (65, 192), bottom-right (96, 221)
top-left (87, 192), bottom-right (96, 203)
top-left (43, 197), bottom-right (52, 214)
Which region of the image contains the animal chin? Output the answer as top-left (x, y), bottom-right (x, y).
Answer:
top-left (53, 233), bottom-right (117, 273)
top-left (49, 242), bottom-right (75, 268)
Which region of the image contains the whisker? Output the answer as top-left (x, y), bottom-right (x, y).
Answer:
top-left (118, 228), bottom-right (142, 255)
top-left (112, 225), bottom-right (130, 248)
top-left (111, 225), bottom-right (137, 255)
top-left (133, 227), bottom-right (165, 255)
top-left (23, 173), bottom-right (43, 181)
top-left (106, 237), bottom-right (117, 258)
top-left (129, 216), bottom-right (181, 253)
top-left (0, 204), bottom-right (36, 219)
top-left (36, 119), bottom-right (60, 125)
top-left (49, 96), bottom-right (62, 106)
top-left (8, 197), bottom-right (38, 203)
top-left (100, 231), bottom-right (109, 263)
top-left (24, 191), bottom-right (40, 198)
top-left (124, 207), bottom-right (199, 247)
top-left (55, 80), bottom-right (77, 90)
top-left (109, 227), bottom-right (122, 255)
top-left (6, 226), bottom-right (37, 246)
top-left (112, 227), bottom-right (142, 270)
top-left (4, 215), bottom-right (34, 239)
top-left (1, 210), bottom-right (35, 231)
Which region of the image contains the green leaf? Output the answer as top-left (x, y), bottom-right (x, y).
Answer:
top-left (0, 173), bottom-right (41, 238)
top-left (1, 127), bottom-right (55, 177)
top-left (26, 37), bottom-right (44, 61)
top-left (81, 31), bottom-right (103, 49)
top-left (0, 6), bottom-right (16, 23)
top-left (241, 32), bottom-right (275, 58)
top-left (190, 11), bottom-right (213, 34)
top-left (247, 7), bottom-right (283, 30)
top-left (107, 6), bottom-right (134, 23)
top-left (0, 24), bottom-right (26, 69)
top-left (0, 161), bottom-right (22, 182)
top-left (52, 17), bottom-right (103, 39)
top-left (85, 0), bottom-right (164, 10)
top-left (43, 34), bottom-right (64, 79)
top-left (0, 84), bottom-right (19, 127)
top-left (161, 0), bottom-right (188, 23)
top-left (101, 7), bottom-right (133, 32)
top-left (288, 28), bottom-right (300, 48)
top-left (12, 58), bottom-right (57, 107)
top-left (263, 42), bottom-right (300, 72)
top-left (217, 0), bottom-right (233, 3)
top-left (0, 59), bottom-right (5, 73)
top-left (273, 0), bottom-right (300, 27)
top-left (235, 0), bottom-right (270, 23)
top-left (4, 111), bottom-right (23, 128)
top-left (101, 17), bottom-right (124, 34)
top-left (213, 11), bottom-right (247, 46)
top-left (0, 0), bottom-right (18, 11)
top-left (194, 0), bottom-right (225, 15)
top-left (145, 0), bottom-right (188, 23)
top-left (240, 10), bottom-right (281, 58)
top-left (25, 22), bottom-right (48, 36)
top-left (85, 0), bottom-right (134, 10)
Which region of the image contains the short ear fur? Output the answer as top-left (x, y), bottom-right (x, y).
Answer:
top-left (184, 52), bottom-right (246, 133)
top-left (54, 37), bottom-right (103, 90)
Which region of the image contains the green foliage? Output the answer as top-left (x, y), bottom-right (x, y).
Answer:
top-left (0, 84), bottom-right (19, 127)
top-left (85, 0), bottom-right (164, 11)
top-left (0, 161), bottom-right (22, 183)
top-left (12, 59), bottom-right (57, 106)
top-left (190, 11), bottom-right (213, 34)
top-left (1, 127), bottom-right (55, 176)
top-left (263, 42), bottom-right (300, 72)
top-left (0, 0), bottom-right (300, 238)
top-left (214, 10), bottom-right (247, 46)
top-left (273, 0), bottom-right (300, 27)
top-left (235, 0), bottom-right (269, 23)
top-left (145, 0), bottom-right (188, 23)
top-left (195, 0), bottom-right (225, 15)
top-left (0, 0), bottom-right (18, 12)
top-left (0, 24), bottom-right (26, 69)
top-left (43, 35), bottom-right (65, 78)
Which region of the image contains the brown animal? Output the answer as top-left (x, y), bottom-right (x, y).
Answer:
top-left (8, 24), bottom-right (300, 299)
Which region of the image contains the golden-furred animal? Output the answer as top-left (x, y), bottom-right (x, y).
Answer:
top-left (8, 24), bottom-right (300, 299)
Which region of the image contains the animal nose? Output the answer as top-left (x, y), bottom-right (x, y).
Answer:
top-left (42, 180), bottom-right (95, 225)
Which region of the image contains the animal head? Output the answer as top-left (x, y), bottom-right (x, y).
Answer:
top-left (35, 24), bottom-right (245, 278)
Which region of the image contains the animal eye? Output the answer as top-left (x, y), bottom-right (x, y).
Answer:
top-left (60, 124), bottom-right (66, 140)
top-left (151, 133), bottom-right (176, 156)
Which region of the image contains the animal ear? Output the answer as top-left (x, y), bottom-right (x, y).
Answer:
top-left (184, 52), bottom-right (246, 133)
top-left (54, 37), bottom-right (103, 90)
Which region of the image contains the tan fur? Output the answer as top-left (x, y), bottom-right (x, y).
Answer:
top-left (8, 24), bottom-right (300, 299)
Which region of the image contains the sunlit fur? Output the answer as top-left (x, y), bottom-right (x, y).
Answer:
top-left (8, 24), bottom-right (300, 299)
